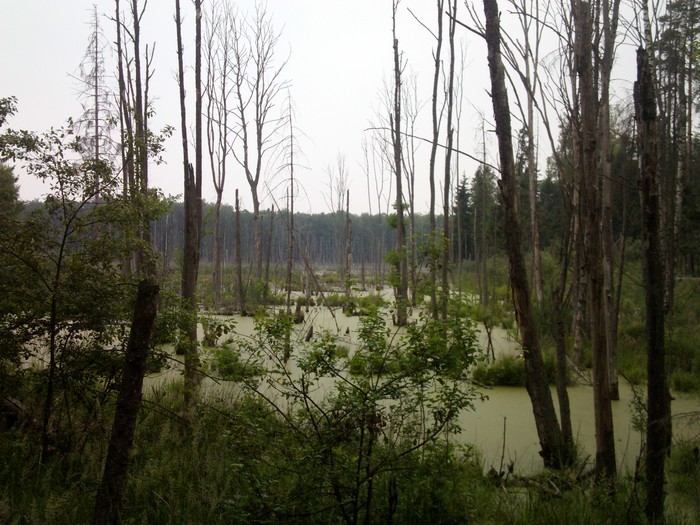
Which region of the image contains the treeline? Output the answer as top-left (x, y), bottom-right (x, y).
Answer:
top-left (139, 125), bottom-right (700, 277)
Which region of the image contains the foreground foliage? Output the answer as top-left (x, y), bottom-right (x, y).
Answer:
top-left (1, 307), bottom-right (698, 523)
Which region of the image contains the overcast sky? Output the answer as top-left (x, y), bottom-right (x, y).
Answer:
top-left (1, 1), bottom-right (637, 214)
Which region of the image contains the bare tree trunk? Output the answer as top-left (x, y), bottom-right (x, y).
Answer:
top-left (392, 1), bottom-right (408, 326)
top-left (115, 0), bottom-right (135, 275)
top-left (213, 193), bottom-right (223, 306)
top-left (483, 0), bottom-right (569, 468)
top-left (428, 0), bottom-right (444, 320)
top-left (553, 231), bottom-right (574, 447)
top-left (286, 188), bottom-right (294, 313)
top-left (635, 47), bottom-right (670, 524)
top-left (176, 0), bottom-right (204, 402)
top-left (92, 279), bottom-right (159, 525)
top-left (205, 3), bottom-right (232, 308)
top-left (235, 189), bottom-right (246, 313)
top-left (91, 4), bottom-right (160, 519)
top-left (345, 190), bottom-right (352, 301)
top-left (441, 0), bottom-right (457, 321)
top-left (599, 0), bottom-right (622, 401)
top-left (574, 0), bottom-right (615, 481)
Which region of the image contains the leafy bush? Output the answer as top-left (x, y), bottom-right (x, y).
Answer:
top-left (357, 293), bottom-right (386, 310)
top-left (473, 355), bottom-right (526, 386)
top-left (209, 345), bottom-right (263, 381)
top-left (671, 370), bottom-right (700, 393)
top-left (472, 354), bottom-right (557, 387)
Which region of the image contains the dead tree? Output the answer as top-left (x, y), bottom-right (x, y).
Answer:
top-left (391, 0), bottom-right (409, 326)
top-left (482, 0), bottom-right (571, 469)
top-left (231, 5), bottom-right (288, 280)
top-left (635, 46), bottom-right (670, 524)
top-left (175, 0), bottom-right (204, 401)
top-left (92, 2), bottom-right (160, 521)
top-left (204, 2), bottom-right (234, 307)
top-left (441, 0), bottom-right (458, 321)
top-left (573, 0), bottom-right (616, 481)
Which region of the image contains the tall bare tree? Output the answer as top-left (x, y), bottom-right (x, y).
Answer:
top-left (428, 0), bottom-right (445, 319)
top-left (231, 4), bottom-right (288, 280)
top-left (482, 0), bottom-right (570, 468)
top-left (391, 0), bottom-right (409, 326)
top-left (441, 0), bottom-right (458, 320)
top-left (75, 4), bottom-right (116, 193)
top-left (598, 0), bottom-right (622, 400)
top-left (635, 46), bottom-right (670, 524)
top-left (93, 1), bottom-right (161, 521)
top-left (502, 0), bottom-right (546, 306)
top-left (573, 0), bottom-right (616, 481)
top-left (205, 1), bottom-right (234, 307)
top-left (175, 0), bottom-right (204, 401)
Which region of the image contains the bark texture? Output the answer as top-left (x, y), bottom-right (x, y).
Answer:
top-left (573, 0), bottom-right (616, 481)
top-left (635, 46), bottom-right (670, 524)
top-left (93, 279), bottom-right (159, 525)
top-left (483, 0), bottom-right (569, 468)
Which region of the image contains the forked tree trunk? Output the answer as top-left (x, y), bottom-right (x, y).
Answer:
top-left (483, 0), bottom-right (570, 468)
top-left (176, 0), bottom-right (203, 402)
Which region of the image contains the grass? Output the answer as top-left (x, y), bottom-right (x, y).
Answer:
top-left (472, 353), bottom-right (558, 387)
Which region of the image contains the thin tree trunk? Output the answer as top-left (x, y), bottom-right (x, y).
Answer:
top-left (213, 193), bottom-right (223, 306)
top-left (392, 1), bottom-right (408, 326)
top-left (553, 232), bottom-right (574, 447)
top-left (441, 0), bottom-right (457, 321)
top-left (235, 190), bottom-right (246, 313)
top-left (428, 0), bottom-right (444, 320)
top-left (92, 279), bottom-right (159, 525)
top-left (176, 0), bottom-right (203, 402)
top-left (264, 206), bottom-right (274, 304)
top-left (345, 190), bottom-right (352, 301)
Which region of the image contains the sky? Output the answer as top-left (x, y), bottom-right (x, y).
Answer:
top-left (1, 1), bottom-right (638, 214)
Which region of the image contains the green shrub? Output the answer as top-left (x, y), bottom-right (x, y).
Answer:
top-left (473, 356), bottom-right (527, 386)
top-left (671, 370), bottom-right (700, 393)
top-left (472, 354), bottom-right (558, 387)
top-left (357, 293), bottom-right (386, 310)
top-left (622, 365), bottom-right (647, 386)
top-left (210, 345), bottom-right (263, 381)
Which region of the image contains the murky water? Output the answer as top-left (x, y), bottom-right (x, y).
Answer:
top-left (460, 383), bottom-right (699, 474)
top-left (146, 305), bottom-right (699, 475)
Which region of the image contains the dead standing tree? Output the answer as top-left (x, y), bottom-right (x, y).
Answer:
top-left (93, 1), bottom-right (161, 521)
top-left (74, 4), bottom-right (116, 193)
top-left (231, 4), bottom-right (288, 281)
top-left (573, 0), bottom-right (616, 481)
top-left (482, 0), bottom-right (571, 469)
top-left (175, 0), bottom-right (204, 402)
top-left (391, 0), bottom-right (409, 326)
top-left (204, 1), bottom-right (234, 308)
top-left (635, 46), bottom-right (670, 524)
top-left (440, 0), bottom-right (458, 321)
top-left (428, 0), bottom-right (445, 319)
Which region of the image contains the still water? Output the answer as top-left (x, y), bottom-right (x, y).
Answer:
top-left (147, 306), bottom-right (699, 475)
